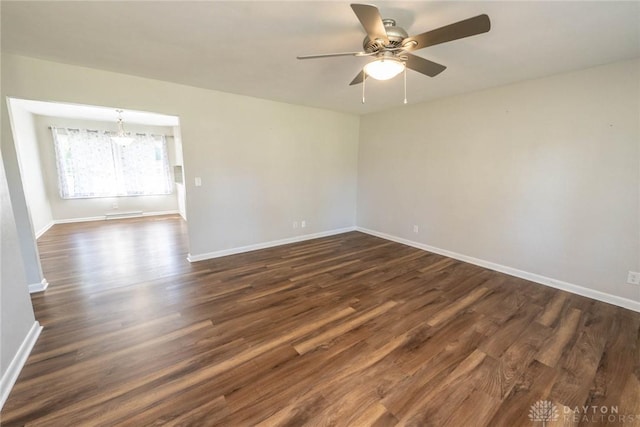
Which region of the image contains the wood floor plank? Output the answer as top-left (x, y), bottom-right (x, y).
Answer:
top-left (548, 302), bottom-right (615, 409)
top-left (494, 320), bottom-right (553, 398)
top-left (350, 402), bottom-right (399, 427)
top-left (162, 395), bottom-right (230, 427)
top-left (479, 300), bottom-right (542, 356)
top-left (535, 307), bottom-right (583, 367)
top-left (442, 388), bottom-right (502, 427)
top-left (426, 286), bottom-right (491, 327)
top-left (537, 293), bottom-right (568, 327)
top-left (1, 215), bottom-right (638, 426)
top-left (383, 329), bottom-right (486, 417)
top-left (293, 300), bottom-right (397, 354)
top-left (583, 310), bottom-right (640, 423)
top-left (619, 375), bottom-right (640, 423)
top-left (253, 392), bottom-right (329, 426)
top-left (395, 348), bottom-right (487, 426)
top-left (488, 359), bottom-right (559, 427)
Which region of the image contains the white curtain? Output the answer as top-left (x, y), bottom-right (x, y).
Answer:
top-left (52, 127), bottom-right (173, 199)
top-left (117, 134), bottom-right (172, 196)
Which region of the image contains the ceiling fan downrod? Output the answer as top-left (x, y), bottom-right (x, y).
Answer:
top-left (362, 70), bottom-right (365, 103)
top-left (404, 66), bottom-right (407, 104)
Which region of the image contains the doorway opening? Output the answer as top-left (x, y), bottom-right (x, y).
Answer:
top-left (5, 98), bottom-right (187, 293)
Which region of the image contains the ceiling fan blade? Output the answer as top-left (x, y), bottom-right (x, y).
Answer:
top-left (297, 51), bottom-right (370, 60)
top-left (404, 14), bottom-right (490, 50)
top-left (351, 3), bottom-right (389, 45)
top-left (349, 69), bottom-right (367, 86)
top-left (405, 54), bottom-right (447, 77)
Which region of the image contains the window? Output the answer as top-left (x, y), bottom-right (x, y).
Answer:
top-left (52, 127), bottom-right (173, 199)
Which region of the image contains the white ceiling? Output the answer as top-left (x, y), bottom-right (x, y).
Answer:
top-left (2, 1), bottom-right (639, 115)
top-left (10, 98), bottom-right (180, 126)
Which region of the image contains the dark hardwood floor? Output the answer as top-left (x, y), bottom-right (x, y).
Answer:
top-left (2, 215), bottom-right (639, 426)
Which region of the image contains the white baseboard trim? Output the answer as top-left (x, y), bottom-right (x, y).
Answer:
top-left (28, 278), bottom-right (49, 293)
top-left (187, 226), bottom-right (357, 262)
top-left (35, 221), bottom-right (54, 240)
top-left (54, 216), bottom-right (106, 224)
top-left (143, 210), bottom-right (180, 217)
top-left (105, 210), bottom-right (144, 219)
top-left (52, 210), bottom-right (180, 225)
top-left (356, 227), bottom-right (640, 313)
top-left (0, 321), bottom-right (42, 411)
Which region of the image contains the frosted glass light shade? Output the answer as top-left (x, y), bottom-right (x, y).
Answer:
top-left (364, 58), bottom-right (405, 80)
top-left (111, 136), bottom-right (135, 145)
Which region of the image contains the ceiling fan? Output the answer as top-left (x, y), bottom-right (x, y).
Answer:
top-left (297, 4), bottom-right (491, 87)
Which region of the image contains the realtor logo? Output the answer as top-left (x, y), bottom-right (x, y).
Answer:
top-left (529, 400), bottom-right (559, 426)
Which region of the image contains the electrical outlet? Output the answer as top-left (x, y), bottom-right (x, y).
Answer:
top-left (194, 177), bottom-right (202, 187)
top-left (413, 225), bottom-right (419, 233)
top-left (301, 220), bottom-right (306, 228)
top-left (627, 271), bottom-right (640, 285)
top-left (293, 221), bottom-right (298, 229)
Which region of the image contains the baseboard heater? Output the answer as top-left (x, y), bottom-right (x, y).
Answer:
top-left (105, 211), bottom-right (144, 220)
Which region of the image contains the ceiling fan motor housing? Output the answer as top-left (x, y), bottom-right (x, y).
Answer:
top-left (363, 19), bottom-right (408, 53)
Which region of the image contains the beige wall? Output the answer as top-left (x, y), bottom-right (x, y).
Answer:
top-left (0, 147), bottom-right (37, 393)
top-left (172, 125), bottom-right (186, 220)
top-left (358, 59), bottom-right (640, 303)
top-left (1, 86), bottom-right (45, 289)
top-left (1, 54), bottom-right (359, 259)
top-left (8, 104), bottom-right (52, 236)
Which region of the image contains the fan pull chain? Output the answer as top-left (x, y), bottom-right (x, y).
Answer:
top-left (403, 66), bottom-right (408, 104)
top-left (362, 70), bottom-right (366, 104)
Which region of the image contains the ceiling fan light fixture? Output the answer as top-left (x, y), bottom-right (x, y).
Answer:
top-left (111, 135), bottom-right (135, 145)
top-left (364, 57), bottom-right (405, 80)
top-left (111, 109), bottom-right (135, 145)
